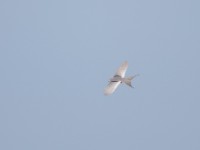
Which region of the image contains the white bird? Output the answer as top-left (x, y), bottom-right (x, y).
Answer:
top-left (104, 61), bottom-right (138, 95)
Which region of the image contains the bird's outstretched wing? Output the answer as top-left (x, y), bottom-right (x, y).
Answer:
top-left (104, 81), bottom-right (121, 95)
top-left (115, 61), bottom-right (128, 78)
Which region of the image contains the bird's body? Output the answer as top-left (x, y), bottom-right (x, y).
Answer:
top-left (110, 75), bottom-right (122, 82)
top-left (104, 61), bottom-right (138, 95)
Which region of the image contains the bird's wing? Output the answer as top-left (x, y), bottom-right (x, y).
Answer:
top-left (115, 61), bottom-right (128, 78)
top-left (104, 81), bottom-right (121, 95)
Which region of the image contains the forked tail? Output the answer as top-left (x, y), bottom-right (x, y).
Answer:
top-left (123, 74), bottom-right (139, 88)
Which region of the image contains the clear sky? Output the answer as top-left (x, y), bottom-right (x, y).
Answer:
top-left (0, 0), bottom-right (200, 150)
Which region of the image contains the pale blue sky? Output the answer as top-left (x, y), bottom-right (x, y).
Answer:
top-left (0, 0), bottom-right (200, 150)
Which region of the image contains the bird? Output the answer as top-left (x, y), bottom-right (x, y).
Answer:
top-left (104, 61), bottom-right (138, 95)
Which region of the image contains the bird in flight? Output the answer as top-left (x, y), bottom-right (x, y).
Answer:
top-left (104, 61), bottom-right (138, 95)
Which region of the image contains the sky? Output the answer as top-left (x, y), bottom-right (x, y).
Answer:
top-left (0, 0), bottom-right (200, 150)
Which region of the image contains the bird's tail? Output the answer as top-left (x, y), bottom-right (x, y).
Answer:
top-left (123, 74), bottom-right (139, 88)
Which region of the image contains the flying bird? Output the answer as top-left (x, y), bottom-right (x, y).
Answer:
top-left (104, 61), bottom-right (138, 95)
